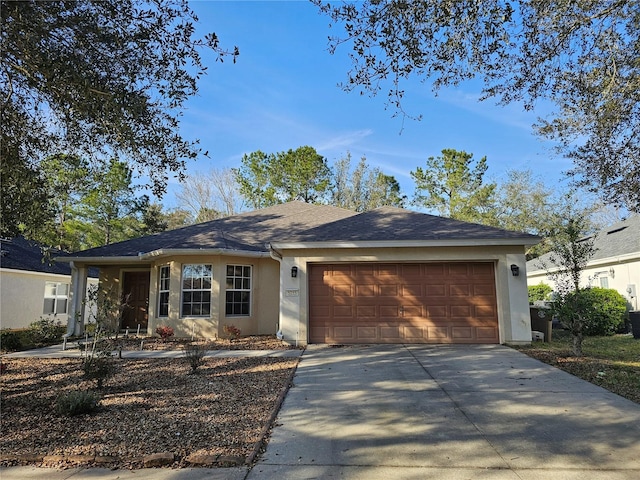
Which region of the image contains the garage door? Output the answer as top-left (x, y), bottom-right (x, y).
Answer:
top-left (309, 262), bottom-right (499, 344)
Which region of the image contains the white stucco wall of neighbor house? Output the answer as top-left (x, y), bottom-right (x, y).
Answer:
top-left (0, 269), bottom-right (98, 330)
top-left (527, 255), bottom-right (640, 312)
top-left (275, 245), bottom-right (532, 346)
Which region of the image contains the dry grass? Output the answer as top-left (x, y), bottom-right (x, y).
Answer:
top-left (514, 330), bottom-right (640, 404)
top-left (0, 339), bottom-right (298, 469)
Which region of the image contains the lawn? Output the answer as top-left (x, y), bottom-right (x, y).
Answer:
top-left (514, 330), bottom-right (640, 404)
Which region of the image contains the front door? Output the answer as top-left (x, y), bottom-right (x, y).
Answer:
top-left (121, 271), bottom-right (150, 330)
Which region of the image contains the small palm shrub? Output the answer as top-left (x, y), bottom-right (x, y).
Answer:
top-left (56, 390), bottom-right (101, 416)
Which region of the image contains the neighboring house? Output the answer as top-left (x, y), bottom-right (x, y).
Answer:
top-left (59, 201), bottom-right (539, 345)
top-left (0, 237), bottom-right (98, 330)
top-left (526, 215), bottom-right (640, 311)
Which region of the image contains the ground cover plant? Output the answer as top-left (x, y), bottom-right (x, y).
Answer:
top-left (515, 330), bottom-right (640, 404)
top-left (0, 353), bottom-right (298, 469)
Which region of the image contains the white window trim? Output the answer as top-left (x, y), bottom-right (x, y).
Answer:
top-left (180, 264), bottom-right (212, 317)
top-left (225, 264), bottom-right (252, 317)
top-left (158, 265), bottom-right (170, 317)
top-left (43, 281), bottom-right (69, 315)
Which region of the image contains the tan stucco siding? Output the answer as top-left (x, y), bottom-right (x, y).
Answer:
top-left (0, 269), bottom-right (97, 330)
top-left (93, 255), bottom-right (282, 339)
top-left (275, 245), bottom-right (532, 346)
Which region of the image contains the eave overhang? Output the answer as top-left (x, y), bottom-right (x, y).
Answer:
top-left (56, 249), bottom-right (271, 265)
top-left (270, 238), bottom-right (540, 250)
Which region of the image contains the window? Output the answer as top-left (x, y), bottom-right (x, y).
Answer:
top-left (226, 265), bottom-right (251, 316)
top-left (600, 276), bottom-right (609, 288)
top-left (181, 264), bottom-right (212, 316)
top-left (158, 266), bottom-right (170, 317)
top-left (43, 282), bottom-right (69, 315)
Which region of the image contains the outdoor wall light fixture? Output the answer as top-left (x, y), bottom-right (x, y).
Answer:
top-left (510, 264), bottom-right (520, 276)
top-left (291, 266), bottom-right (298, 278)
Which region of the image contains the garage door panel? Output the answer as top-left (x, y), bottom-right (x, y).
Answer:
top-left (309, 263), bottom-right (498, 344)
top-left (379, 305), bottom-right (400, 317)
top-left (356, 284), bottom-right (376, 296)
top-left (356, 305), bottom-right (376, 317)
top-left (379, 285), bottom-right (398, 296)
top-left (452, 327), bottom-right (473, 339)
top-left (450, 305), bottom-right (472, 318)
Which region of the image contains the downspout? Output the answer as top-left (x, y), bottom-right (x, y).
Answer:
top-left (63, 262), bottom-right (79, 349)
top-left (267, 244), bottom-right (284, 340)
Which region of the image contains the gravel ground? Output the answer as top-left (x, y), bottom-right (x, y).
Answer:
top-left (0, 337), bottom-right (299, 469)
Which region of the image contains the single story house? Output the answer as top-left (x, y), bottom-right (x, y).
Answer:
top-left (526, 215), bottom-right (640, 311)
top-left (0, 237), bottom-right (98, 330)
top-left (59, 201), bottom-right (539, 345)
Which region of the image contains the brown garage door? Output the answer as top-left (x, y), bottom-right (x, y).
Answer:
top-left (309, 262), bottom-right (499, 344)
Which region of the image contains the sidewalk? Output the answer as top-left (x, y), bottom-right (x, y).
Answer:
top-left (1, 343), bottom-right (304, 359)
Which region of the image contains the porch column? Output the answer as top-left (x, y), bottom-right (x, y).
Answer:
top-left (68, 262), bottom-right (89, 337)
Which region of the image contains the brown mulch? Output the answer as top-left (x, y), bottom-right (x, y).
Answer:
top-left (0, 341), bottom-right (299, 469)
top-left (101, 334), bottom-right (301, 352)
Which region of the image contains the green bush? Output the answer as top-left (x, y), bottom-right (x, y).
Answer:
top-left (528, 283), bottom-right (553, 304)
top-left (56, 390), bottom-right (101, 416)
top-left (28, 317), bottom-right (65, 345)
top-left (0, 330), bottom-right (23, 352)
top-left (560, 287), bottom-right (627, 336)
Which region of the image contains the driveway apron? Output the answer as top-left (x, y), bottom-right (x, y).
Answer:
top-left (247, 344), bottom-right (640, 480)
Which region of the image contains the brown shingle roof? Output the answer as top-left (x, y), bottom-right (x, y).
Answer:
top-left (67, 202), bottom-right (538, 259)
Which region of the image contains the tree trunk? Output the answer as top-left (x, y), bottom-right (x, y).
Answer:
top-left (571, 318), bottom-right (584, 356)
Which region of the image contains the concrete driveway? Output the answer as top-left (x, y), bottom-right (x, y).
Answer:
top-left (247, 344), bottom-right (640, 480)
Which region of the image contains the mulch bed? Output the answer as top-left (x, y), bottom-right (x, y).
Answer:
top-left (0, 338), bottom-right (299, 469)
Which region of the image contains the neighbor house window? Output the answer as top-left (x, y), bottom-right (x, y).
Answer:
top-left (43, 282), bottom-right (69, 315)
top-left (599, 276), bottom-right (609, 288)
top-left (158, 265), bottom-right (170, 317)
top-left (181, 264), bottom-right (212, 316)
top-left (226, 265), bottom-right (251, 316)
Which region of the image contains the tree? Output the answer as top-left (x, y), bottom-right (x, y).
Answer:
top-left (175, 167), bottom-right (244, 223)
top-left (235, 146), bottom-right (332, 208)
top-left (0, 157), bottom-right (52, 240)
top-left (73, 159), bottom-right (147, 248)
top-left (537, 214), bottom-right (597, 356)
top-left (332, 153), bottom-right (406, 211)
top-left (1, 0), bottom-right (239, 239)
top-left (314, 1), bottom-right (640, 212)
top-left (40, 154), bottom-right (90, 250)
top-left (411, 149), bottom-right (496, 223)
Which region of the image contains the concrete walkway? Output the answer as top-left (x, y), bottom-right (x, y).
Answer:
top-left (1, 343), bottom-right (303, 359)
top-left (2, 344), bottom-right (639, 479)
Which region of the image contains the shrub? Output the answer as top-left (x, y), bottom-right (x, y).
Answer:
top-left (27, 317), bottom-right (65, 345)
top-left (557, 287), bottom-right (627, 336)
top-left (82, 342), bottom-right (115, 389)
top-left (155, 325), bottom-right (174, 340)
top-left (0, 330), bottom-right (23, 352)
top-left (184, 343), bottom-right (207, 373)
top-left (56, 390), bottom-right (101, 416)
top-left (223, 324), bottom-right (241, 340)
top-left (528, 283), bottom-right (553, 304)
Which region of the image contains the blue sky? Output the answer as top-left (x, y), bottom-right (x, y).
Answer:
top-left (162, 0), bottom-right (571, 210)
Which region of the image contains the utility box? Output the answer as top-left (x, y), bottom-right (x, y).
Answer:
top-left (630, 311), bottom-right (640, 340)
top-left (530, 306), bottom-right (552, 342)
